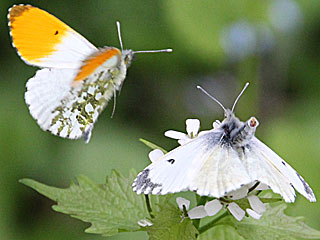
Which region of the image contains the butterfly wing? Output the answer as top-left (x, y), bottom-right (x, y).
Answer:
top-left (133, 130), bottom-right (252, 198)
top-left (8, 5), bottom-right (128, 142)
top-left (25, 47), bottom-right (124, 142)
top-left (243, 137), bottom-right (316, 202)
top-left (8, 5), bottom-right (97, 68)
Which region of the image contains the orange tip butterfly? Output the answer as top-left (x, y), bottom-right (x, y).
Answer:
top-left (133, 83), bottom-right (316, 203)
top-left (8, 4), bottom-right (172, 143)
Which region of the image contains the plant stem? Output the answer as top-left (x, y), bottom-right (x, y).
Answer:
top-left (198, 211), bottom-right (229, 234)
top-left (145, 195), bottom-right (154, 218)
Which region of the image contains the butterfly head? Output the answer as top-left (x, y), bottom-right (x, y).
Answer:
top-left (197, 83), bottom-right (260, 147)
top-left (122, 49), bottom-right (134, 67)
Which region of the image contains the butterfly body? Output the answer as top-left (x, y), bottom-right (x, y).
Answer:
top-left (133, 110), bottom-right (316, 203)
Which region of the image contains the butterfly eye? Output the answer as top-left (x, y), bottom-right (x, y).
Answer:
top-left (124, 54), bottom-right (135, 66)
top-left (249, 117), bottom-right (259, 128)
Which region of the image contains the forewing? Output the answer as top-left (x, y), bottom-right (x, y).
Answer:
top-left (243, 137), bottom-right (316, 202)
top-left (8, 5), bottom-right (97, 68)
top-left (133, 130), bottom-right (252, 198)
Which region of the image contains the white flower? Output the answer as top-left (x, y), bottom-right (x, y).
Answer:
top-left (227, 202), bottom-right (246, 221)
top-left (224, 183), bottom-right (267, 221)
top-left (188, 205), bottom-right (207, 219)
top-left (165, 119), bottom-right (200, 145)
top-left (176, 197), bottom-right (190, 211)
top-left (204, 199), bottom-right (223, 216)
top-left (138, 219), bottom-right (153, 227)
top-left (148, 149), bottom-right (165, 162)
top-left (176, 197), bottom-right (207, 219)
top-left (175, 182), bottom-right (268, 221)
top-left (212, 120), bottom-right (221, 129)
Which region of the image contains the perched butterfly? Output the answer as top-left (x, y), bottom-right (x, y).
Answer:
top-left (133, 83), bottom-right (316, 203)
top-left (8, 5), bottom-right (172, 143)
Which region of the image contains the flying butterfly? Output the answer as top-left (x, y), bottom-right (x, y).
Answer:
top-left (8, 4), bottom-right (172, 143)
top-left (133, 83), bottom-right (316, 203)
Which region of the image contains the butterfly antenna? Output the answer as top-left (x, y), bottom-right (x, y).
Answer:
top-left (197, 86), bottom-right (227, 113)
top-left (116, 21), bottom-right (172, 54)
top-left (116, 21), bottom-right (124, 52)
top-left (231, 82), bottom-right (249, 112)
top-left (133, 49), bottom-right (173, 54)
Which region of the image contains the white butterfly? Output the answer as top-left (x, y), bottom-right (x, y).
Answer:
top-left (133, 83), bottom-right (316, 203)
top-left (8, 5), bottom-right (172, 143)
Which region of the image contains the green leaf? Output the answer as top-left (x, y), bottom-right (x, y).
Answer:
top-left (199, 225), bottom-right (245, 240)
top-left (221, 203), bottom-right (320, 240)
top-left (147, 204), bottom-right (198, 240)
top-left (139, 138), bottom-right (168, 153)
top-left (20, 170), bottom-right (153, 237)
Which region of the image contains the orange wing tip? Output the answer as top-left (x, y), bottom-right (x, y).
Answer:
top-left (74, 48), bottom-right (121, 81)
top-left (8, 5), bottom-right (80, 66)
top-left (8, 5), bottom-right (33, 24)
top-left (7, 5), bottom-right (33, 63)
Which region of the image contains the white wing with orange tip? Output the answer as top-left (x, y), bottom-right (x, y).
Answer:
top-left (8, 5), bottom-right (97, 69)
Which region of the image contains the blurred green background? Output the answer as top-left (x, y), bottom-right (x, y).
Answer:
top-left (0, 0), bottom-right (319, 239)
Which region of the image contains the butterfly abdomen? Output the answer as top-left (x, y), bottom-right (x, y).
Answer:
top-left (229, 117), bottom-right (259, 147)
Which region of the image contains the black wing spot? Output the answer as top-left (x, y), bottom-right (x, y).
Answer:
top-left (54, 30), bottom-right (59, 35)
top-left (282, 161), bottom-right (286, 166)
top-left (296, 172), bottom-right (314, 196)
top-left (167, 159), bottom-right (175, 164)
top-left (133, 169), bottom-right (162, 193)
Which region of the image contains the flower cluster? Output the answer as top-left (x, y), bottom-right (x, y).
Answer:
top-left (176, 182), bottom-right (268, 221)
top-left (164, 119), bottom-right (201, 145)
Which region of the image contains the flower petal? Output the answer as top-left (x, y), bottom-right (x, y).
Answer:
top-left (204, 199), bottom-right (223, 216)
top-left (227, 202), bottom-right (245, 221)
top-left (186, 119), bottom-right (200, 137)
top-left (188, 206), bottom-right (207, 219)
top-left (176, 197), bottom-right (190, 211)
top-left (255, 183), bottom-right (270, 191)
top-left (248, 195), bottom-right (266, 214)
top-left (228, 187), bottom-right (249, 200)
top-left (148, 149), bottom-right (164, 162)
top-left (164, 130), bottom-right (187, 140)
top-left (246, 208), bottom-right (262, 219)
top-left (138, 219), bottom-right (153, 227)
top-left (212, 120), bottom-right (221, 129)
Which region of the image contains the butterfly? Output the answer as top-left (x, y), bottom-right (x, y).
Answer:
top-left (133, 83), bottom-right (316, 203)
top-left (8, 4), bottom-right (172, 143)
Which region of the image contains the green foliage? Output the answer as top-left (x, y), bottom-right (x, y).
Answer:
top-left (199, 225), bottom-right (245, 240)
top-left (147, 204), bottom-right (198, 240)
top-left (20, 170), bottom-right (151, 237)
top-left (217, 203), bottom-right (320, 240)
top-left (20, 169), bottom-right (320, 240)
